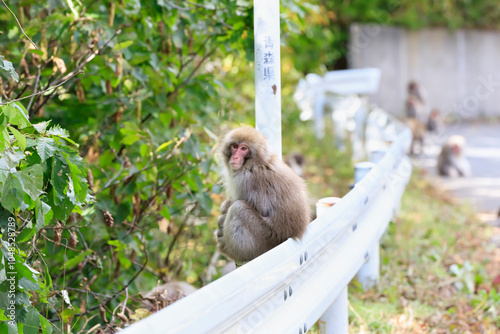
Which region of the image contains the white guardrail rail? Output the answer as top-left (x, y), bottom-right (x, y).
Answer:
top-left (121, 116), bottom-right (413, 334)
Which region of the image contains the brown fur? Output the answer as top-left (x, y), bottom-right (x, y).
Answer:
top-left (216, 127), bottom-right (310, 262)
top-left (437, 135), bottom-right (471, 177)
top-left (406, 118), bottom-right (425, 156)
top-left (141, 281), bottom-right (197, 311)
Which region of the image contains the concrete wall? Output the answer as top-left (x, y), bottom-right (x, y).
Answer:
top-left (349, 24), bottom-right (500, 119)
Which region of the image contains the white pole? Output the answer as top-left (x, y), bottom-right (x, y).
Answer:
top-left (254, 0), bottom-right (282, 159)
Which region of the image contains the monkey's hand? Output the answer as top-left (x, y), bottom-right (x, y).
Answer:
top-left (216, 200), bottom-right (232, 239)
top-left (220, 200), bottom-right (233, 215)
top-left (215, 215), bottom-right (227, 253)
top-left (215, 212), bottom-right (227, 241)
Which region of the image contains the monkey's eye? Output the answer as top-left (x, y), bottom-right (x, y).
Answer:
top-left (232, 144), bottom-right (239, 149)
top-left (241, 146), bottom-right (248, 151)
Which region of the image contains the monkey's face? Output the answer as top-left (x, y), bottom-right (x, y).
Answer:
top-left (229, 143), bottom-right (250, 170)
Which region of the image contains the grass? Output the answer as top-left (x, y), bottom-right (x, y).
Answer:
top-left (283, 120), bottom-right (499, 333)
top-left (343, 171), bottom-right (500, 333)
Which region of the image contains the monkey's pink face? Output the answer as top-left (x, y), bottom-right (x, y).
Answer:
top-left (230, 143), bottom-right (250, 170)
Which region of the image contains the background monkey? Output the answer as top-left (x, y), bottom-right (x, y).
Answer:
top-left (427, 109), bottom-right (442, 133)
top-left (284, 152), bottom-right (306, 177)
top-left (216, 127), bottom-right (310, 262)
top-left (437, 135), bottom-right (471, 177)
top-left (141, 281), bottom-right (197, 311)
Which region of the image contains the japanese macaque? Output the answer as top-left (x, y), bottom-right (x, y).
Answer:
top-left (437, 135), bottom-right (471, 177)
top-left (216, 127), bottom-right (310, 263)
top-left (284, 153), bottom-right (306, 177)
top-left (406, 118), bottom-right (425, 156)
top-left (141, 281), bottom-right (197, 311)
top-left (427, 109), bottom-right (442, 133)
top-left (406, 81), bottom-right (427, 122)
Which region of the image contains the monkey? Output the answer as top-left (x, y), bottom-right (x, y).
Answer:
top-left (405, 118), bottom-right (425, 156)
top-left (284, 152), bottom-right (306, 177)
top-left (427, 109), bottom-right (442, 133)
top-left (405, 81), bottom-right (427, 123)
top-left (216, 127), bottom-right (310, 263)
top-left (437, 135), bottom-right (471, 177)
top-left (141, 281), bottom-right (197, 311)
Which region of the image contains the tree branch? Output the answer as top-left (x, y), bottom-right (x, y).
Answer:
top-left (0, 70), bottom-right (83, 106)
top-left (1, 0), bottom-right (38, 49)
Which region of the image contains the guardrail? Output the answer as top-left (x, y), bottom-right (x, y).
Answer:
top-left (121, 115), bottom-right (413, 334)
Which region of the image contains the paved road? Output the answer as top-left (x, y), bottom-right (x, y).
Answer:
top-left (413, 122), bottom-right (500, 216)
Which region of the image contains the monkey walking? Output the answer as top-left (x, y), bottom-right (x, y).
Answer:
top-left (406, 118), bottom-right (426, 156)
top-left (216, 127), bottom-right (310, 263)
top-left (437, 135), bottom-right (471, 177)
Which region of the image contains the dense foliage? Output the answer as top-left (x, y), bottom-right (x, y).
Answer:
top-left (0, 0), bottom-right (499, 332)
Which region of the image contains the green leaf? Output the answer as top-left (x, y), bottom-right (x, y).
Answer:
top-left (0, 127), bottom-right (9, 151)
top-left (49, 191), bottom-right (74, 221)
top-left (47, 125), bottom-right (69, 138)
top-left (160, 206), bottom-right (170, 220)
top-left (33, 121), bottom-right (51, 134)
top-left (3, 103), bottom-right (30, 128)
top-left (36, 137), bottom-right (57, 162)
top-left (16, 164), bottom-right (44, 201)
top-left (108, 239), bottom-right (126, 251)
top-left (61, 308), bottom-right (75, 323)
top-left (156, 140), bottom-right (173, 152)
top-left (50, 157), bottom-right (69, 204)
top-left (8, 126), bottom-right (26, 151)
top-left (16, 223), bottom-right (35, 242)
top-left (19, 276), bottom-right (40, 291)
top-left (62, 250), bottom-right (92, 269)
top-left (40, 315), bottom-right (53, 334)
top-left (140, 144), bottom-right (150, 157)
top-left (113, 40), bottom-right (134, 51)
top-left (122, 133), bottom-right (141, 145)
top-left (173, 29), bottom-right (184, 48)
top-left (28, 49), bottom-right (44, 56)
top-left (0, 156), bottom-right (12, 183)
top-left (0, 58), bottom-right (19, 82)
top-left (24, 306), bottom-right (40, 334)
top-left (35, 198), bottom-right (52, 231)
top-left (118, 256), bottom-right (132, 269)
top-left (0, 310), bottom-right (8, 321)
top-left (61, 152), bottom-right (88, 204)
top-left (1, 174), bottom-right (25, 212)
top-left (14, 255), bottom-right (39, 284)
top-left (2, 149), bottom-right (25, 168)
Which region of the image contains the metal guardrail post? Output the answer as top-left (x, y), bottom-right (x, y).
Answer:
top-left (319, 287), bottom-right (348, 334)
top-left (354, 161), bottom-right (380, 290)
top-left (316, 197), bottom-right (348, 334)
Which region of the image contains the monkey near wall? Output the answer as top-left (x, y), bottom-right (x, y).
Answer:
top-left (216, 127), bottom-right (310, 262)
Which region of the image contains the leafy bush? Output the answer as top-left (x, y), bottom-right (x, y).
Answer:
top-left (0, 100), bottom-right (92, 333)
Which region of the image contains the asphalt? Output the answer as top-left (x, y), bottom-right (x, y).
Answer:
top-left (412, 121), bottom-right (500, 219)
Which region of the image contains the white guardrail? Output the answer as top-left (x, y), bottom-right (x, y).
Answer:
top-left (121, 117), bottom-right (413, 334)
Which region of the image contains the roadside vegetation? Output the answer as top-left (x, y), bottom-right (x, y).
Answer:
top-left (347, 172), bottom-right (500, 333)
top-left (1, 0), bottom-right (500, 332)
